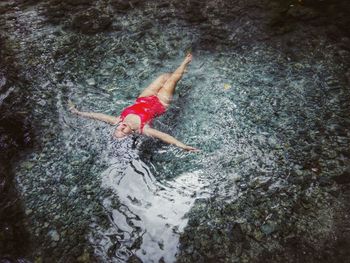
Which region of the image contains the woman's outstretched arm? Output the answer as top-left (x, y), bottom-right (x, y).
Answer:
top-left (143, 126), bottom-right (199, 151)
top-left (69, 101), bottom-right (120, 125)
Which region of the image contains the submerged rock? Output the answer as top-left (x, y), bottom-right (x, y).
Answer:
top-left (333, 168), bottom-right (350, 185)
top-left (260, 222), bottom-right (278, 235)
top-left (49, 229), bottom-right (60, 242)
top-left (111, 0), bottom-right (141, 11)
top-left (71, 9), bottom-right (112, 34)
top-left (86, 78), bottom-right (96, 86)
top-left (287, 5), bottom-right (319, 21)
top-left (64, 0), bottom-right (93, 6)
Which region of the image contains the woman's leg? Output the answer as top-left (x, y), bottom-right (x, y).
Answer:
top-left (138, 73), bottom-right (172, 98)
top-left (157, 54), bottom-right (192, 106)
top-left (69, 101), bottom-right (119, 125)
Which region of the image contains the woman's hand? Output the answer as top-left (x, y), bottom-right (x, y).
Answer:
top-left (68, 100), bottom-right (79, 114)
top-left (182, 145), bottom-right (200, 152)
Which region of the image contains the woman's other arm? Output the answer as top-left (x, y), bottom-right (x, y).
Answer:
top-left (143, 127), bottom-right (199, 151)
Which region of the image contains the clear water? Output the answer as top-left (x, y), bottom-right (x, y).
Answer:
top-left (1, 0), bottom-right (349, 262)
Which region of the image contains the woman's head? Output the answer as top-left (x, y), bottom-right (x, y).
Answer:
top-left (114, 122), bottom-right (133, 138)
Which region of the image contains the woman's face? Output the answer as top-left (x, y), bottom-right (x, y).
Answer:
top-left (114, 122), bottom-right (133, 138)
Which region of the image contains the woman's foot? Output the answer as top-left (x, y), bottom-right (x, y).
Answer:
top-left (183, 53), bottom-right (192, 65)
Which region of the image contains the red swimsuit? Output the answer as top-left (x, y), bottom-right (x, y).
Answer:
top-left (120, 95), bottom-right (166, 133)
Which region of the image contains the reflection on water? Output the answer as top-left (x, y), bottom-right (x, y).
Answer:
top-left (93, 155), bottom-right (208, 262)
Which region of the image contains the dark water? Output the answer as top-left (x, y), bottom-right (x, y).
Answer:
top-left (1, 0), bottom-right (350, 262)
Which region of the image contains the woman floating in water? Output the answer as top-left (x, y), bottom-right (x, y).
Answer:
top-left (69, 53), bottom-right (198, 151)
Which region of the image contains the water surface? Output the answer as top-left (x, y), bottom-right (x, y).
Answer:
top-left (1, 0), bottom-right (350, 262)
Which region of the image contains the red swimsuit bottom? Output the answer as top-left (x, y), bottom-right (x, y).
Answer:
top-left (120, 95), bottom-right (166, 133)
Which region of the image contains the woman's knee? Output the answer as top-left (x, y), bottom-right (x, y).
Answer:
top-left (161, 73), bottom-right (172, 82)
